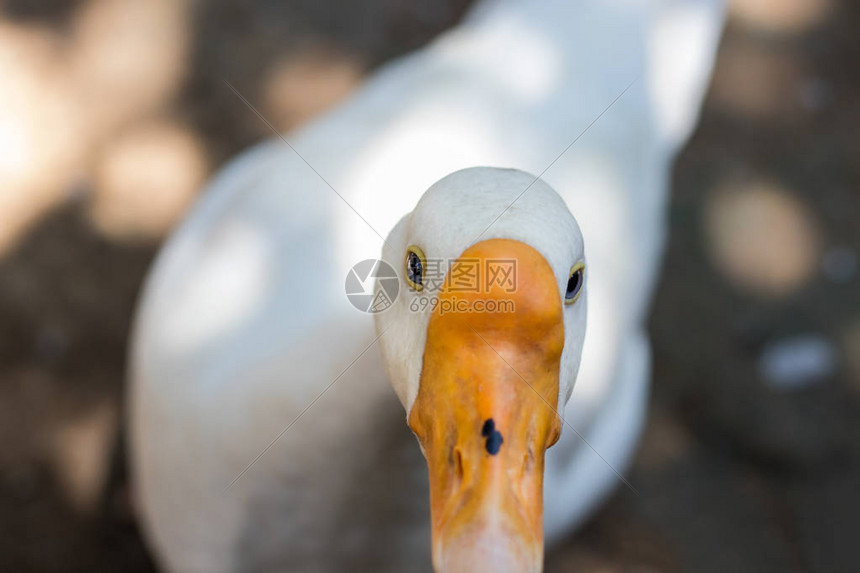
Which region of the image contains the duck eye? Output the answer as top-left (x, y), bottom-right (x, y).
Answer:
top-left (565, 263), bottom-right (584, 304)
top-left (405, 246), bottom-right (426, 291)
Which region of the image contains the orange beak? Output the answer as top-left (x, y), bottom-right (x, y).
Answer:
top-left (408, 239), bottom-right (564, 573)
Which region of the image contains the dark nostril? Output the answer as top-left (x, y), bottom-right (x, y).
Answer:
top-left (481, 418), bottom-right (503, 455)
top-left (481, 418), bottom-right (494, 437)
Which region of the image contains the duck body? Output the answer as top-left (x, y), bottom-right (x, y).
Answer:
top-left (130, 1), bottom-right (724, 571)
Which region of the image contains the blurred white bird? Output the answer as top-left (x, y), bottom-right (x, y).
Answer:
top-left (129, 0), bottom-right (724, 571)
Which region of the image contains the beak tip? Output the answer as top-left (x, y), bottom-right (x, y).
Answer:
top-left (435, 520), bottom-right (542, 573)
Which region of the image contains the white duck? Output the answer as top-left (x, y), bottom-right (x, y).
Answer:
top-left (130, 0), bottom-right (724, 571)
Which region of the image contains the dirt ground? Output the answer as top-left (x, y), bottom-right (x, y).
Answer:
top-left (0, 0), bottom-right (858, 572)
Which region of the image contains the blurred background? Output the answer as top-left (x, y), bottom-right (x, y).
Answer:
top-left (0, 0), bottom-right (857, 571)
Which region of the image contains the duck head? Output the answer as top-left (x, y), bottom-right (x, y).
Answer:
top-left (375, 167), bottom-right (587, 573)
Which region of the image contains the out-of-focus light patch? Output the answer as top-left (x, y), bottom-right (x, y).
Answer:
top-left (0, 23), bottom-right (84, 255)
top-left (50, 400), bottom-right (117, 514)
top-left (705, 179), bottom-right (821, 297)
top-left (822, 246), bottom-right (857, 284)
top-left (479, 23), bottom-right (558, 103)
top-left (161, 220), bottom-right (271, 353)
top-left (844, 319), bottom-right (860, 392)
top-left (758, 334), bottom-right (837, 391)
top-left (0, 0), bottom-right (190, 255)
top-left (90, 121), bottom-right (208, 241)
top-left (262, 49), bottom-right (364, 133)
top-left (729, 0), bottom-right (833, 34)
top-left (439, 14), bottom-right (559, 103)
top-left (649, 0), bottom-right (723, 146)
top-left (709, 38), bottom-right (805, 121)
top-left (339, 108), bottom-right (507, 269)
top-left (69, 0), bottom-right (188, 139)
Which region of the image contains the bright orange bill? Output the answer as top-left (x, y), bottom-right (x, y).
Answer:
top-left (408, 239), bottom-right (564, 573)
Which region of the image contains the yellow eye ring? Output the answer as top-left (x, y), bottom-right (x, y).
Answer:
top-left (404, 245), bottom-right (426, 291)
top-left (565, 262), bottom-right (585, 305)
